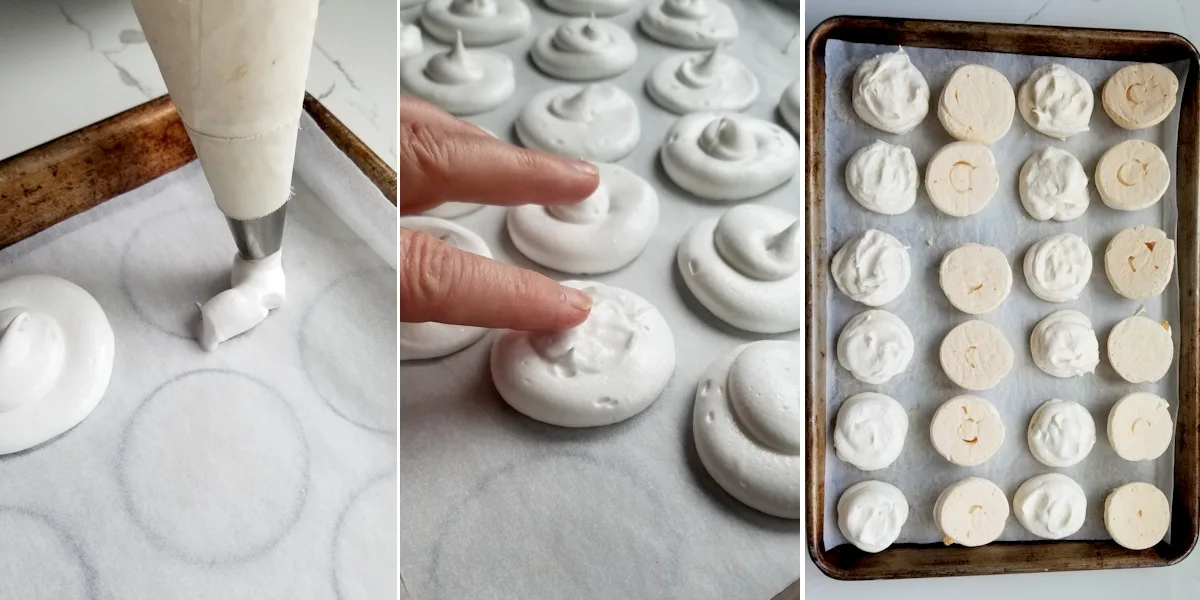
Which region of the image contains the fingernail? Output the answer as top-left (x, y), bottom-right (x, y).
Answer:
top-left (570, 160), bottom-right (599, 177)
top-left (566, 288), bottom-right (592, 312)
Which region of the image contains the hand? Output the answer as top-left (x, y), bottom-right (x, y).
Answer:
top-left (399, 96), bottom-right (598, 331)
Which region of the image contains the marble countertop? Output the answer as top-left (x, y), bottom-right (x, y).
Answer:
top-left (807, 0), bottom-right (1200, 597)
top-left (0, 0), bottom-right (396, 165)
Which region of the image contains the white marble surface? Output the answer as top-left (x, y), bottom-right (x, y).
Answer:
top-left (806, 0), bottom-right (1200, 597)
top-left (0, 0), bottom-right (396, 165)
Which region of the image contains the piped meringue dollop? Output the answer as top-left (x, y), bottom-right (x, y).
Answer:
top-left (646, 47), bottom-right (760, 115)
top-left (837, 309), bottom-right (914, 385)
top-left (420, 0), bottom-right (533, 46)
top-left (399, 23), bottom-right (423, 57)
top-left (662, 113), bottom-right (800, 201)
top-left (197, 250), bottom-right (286, 352)
top-left (516, 84), bottom-right (641, 162)
top-left (544, 0), bottom-right (637, 16)
top-left (677, 204), bottom-right (801, 333)
top-left (831, 229), bottom-right (911, 306)
top-left (1019, 147), bottom-right (1090, 221)
top-left (852, 48), bottom-right (929, 135)
top-left (401, 33), bottom-right (515, 115)
top-left (834, 392), bottom-right (908, 471)
top-left (779, 80), bottom-right (801, 134)
top-left (638, 0), bottom-right (738, 50)
top-left (1023, 232), bottom-right (1092, 303)
top-left (694, 341), bottom-right (802, 519)
top-left (1027, 399), bottom-right (1096, 467)
top-left (1019, 64), bottom-right (1093, 140)
top-left (532, 17), bottom-right (638, 81)
top-left (837, 481), bottom-right (909, 552)
top-left (491, 281), bottom-right (675, 427)
top-left (1030, 310), bottom-right (1099, 379)
top-left (845, 140), bottom-right (918, 215)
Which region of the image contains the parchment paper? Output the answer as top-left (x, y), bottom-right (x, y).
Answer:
top-left (822, 40), bottom-right (1187, 547)
top-left (398, 2), bottom-right (802, 599)
top-left (0, 112), bottom-right (397, 599)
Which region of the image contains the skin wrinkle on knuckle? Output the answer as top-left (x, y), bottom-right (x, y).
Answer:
top-left (407, 122), bottom-right (455, 188)
top-left (402, 230), bottom-right (459, 320)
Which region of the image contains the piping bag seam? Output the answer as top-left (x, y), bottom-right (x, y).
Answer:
top-left (184, 117), bottom-right (300, 142)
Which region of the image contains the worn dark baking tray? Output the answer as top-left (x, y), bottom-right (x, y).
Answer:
top-left (0, 93), bottom-right (395, 249)
top-left (805, 16), bottom-right (1200, 580)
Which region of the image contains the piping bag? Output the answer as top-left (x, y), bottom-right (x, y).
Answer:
top-left (130, 0), bottom-right (320, 351)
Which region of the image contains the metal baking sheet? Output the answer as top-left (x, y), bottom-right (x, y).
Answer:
top-left (821, 40), bottom-right (1187, 548)
top-left (398, 1), bottom-right (802, 599)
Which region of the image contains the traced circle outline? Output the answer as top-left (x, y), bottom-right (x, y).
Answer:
top-left (0, 505), bottom-right (99, 599)
top-left (331, 471), bottom-right (397, 600)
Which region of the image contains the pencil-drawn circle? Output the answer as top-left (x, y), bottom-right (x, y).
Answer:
top-left (121, 206), bottom-right (237, 339)
top-left (332, 473), bottom-right (397, 600)
top-left (0, 507), bottom-right (97, 599)
top-left (301, 269), bottom-right (397, 434)
top-left (428, 453), bottom-right (681, 599)
top-left (117, 369), bottom-right (310, 565)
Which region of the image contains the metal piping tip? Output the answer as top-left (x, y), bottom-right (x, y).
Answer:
top-left (226, 203), bottom-right (287, 260)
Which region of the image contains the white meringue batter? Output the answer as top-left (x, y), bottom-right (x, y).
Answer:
top-left (1019, 147), bottom-right (1090, 221)
top-left (1013, 473), bottom-right (1087, 540)
top-left (1024, 232), bottom-right (1092, 303)
top-left (531, 17), bottom-right (638, 81)
top-left (834, 392), bottom-right (908, 471)
top-left (693, 341), bottom-right (801, 519)
top-left (0, 275), bottom-right (115, 455)
top-left (845, 140), bottom-right (918, 216)
top-left (851, 47), bottom-right (929, 135)
top-left (779, 80), bottom-right (801, 134)
top-left (400, 23), bottom-right (423, 58)
top-left (516, 83), bottom-right (640, 162)
top-left (197, 250), bottom-right (286, 352)
top-left (837, 481), bottom-right (908, 553)
top-left (837, 309), bottom-right (914, 385)
top-left (508, 162), bottom-right (658, 274)
top-left (544, 0), bottom-right (636, 16)
top-left (677, 204), bottom-right (801, 333)
top-left (400, 34), bottom-right (515, 115)
top-left (646, 47), bottom-right (760, 115)
top-left (491, 281), bottom-right (675, 427)
top-left (661, 112), bottom-right (800, 201)
top-left (399, 217), bottom-right (491, 361)
top-left (1027, 398), bottom-right (1096, 467)
top-left (420, 0), bottom-right (533, 46)
top-left (1030, 310), bottom-right (1099, 379)
top-left (1018, 64), bottom-right (1094, 140)
top-left (637, 0), bottom-right (738, 50)
top-left (831, 229), bottom-right (911, 307)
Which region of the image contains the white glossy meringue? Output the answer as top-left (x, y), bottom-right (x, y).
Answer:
top-left (779, 80), bottom-right (801, 134)
top-left (491, 281), bottom-right (675, 427)
top-left (837, 309), bottom-right (914, 385)
top-left (420, 0), bottom-right (533, 46)
top-left (1019, 147), bottom-right (1090, 222)
top-left (694, 341), bottom-right (801, 519)
top-left (1027, 399), bottom-right (1096, 467)
top-left (852, 48), bottom-right (929, 135)
top-left (544, 0), bottom-right (637, 16)
top-left (1030, 310), bottom-right (1099, 379)
top-left (831, 229), bottom-right (911, 306)
top-left (834, 392), bottom-right (908, 471)
top-left (1014, 473), bottom-right (1087, 539)
top-left (837, 481), bottom-right (909, 552)
top-left (197, 251), bottom-right (286, 352)
top-left (638, 0), bottom-right (738, 50)
top-left (1019, 64), bottom-right (1093, 140)
top-left (677, 204), bottom-right (801, 333)
top-left (509, 163), bottom-right (658, 274)
top-left (662, 112), bottom-right (800, 201)
top-left (1024, 233), bottom-right (1092, 303)
top-left (399, 217), bottom-right (491, 361)
top-left (646, 47), bottom-right (760, 115)
top-left (845, 140), bottom-right (918, 215)
top-left (400, 33), bottom-right (515, 115)
top-left (532, 17), bottom-right (637, 81)
top-left (516, 84), bottom-right (640, 162)
top-left (0, 274), bottom-right (114, 455)
top-left (400, 23), bottom-right (423, 58)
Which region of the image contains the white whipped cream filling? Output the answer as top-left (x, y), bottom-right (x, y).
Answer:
top-left (646, 47), bottom-right (760, 115)
top-left (1030, 310), bottom-right (1099, 378)
top-left (0, 275), bottom-right (114, 455)
top-left (399, 217), bottom-right (492, 361)
top-left (532, 17), bottom-right (637, 81)
top-left (677, 204), bottom-right (801, 333)
top-left (694, 341), bottom-right (801, 519)
top-left (1019, 64), bottom-right (1093, 139)
top-left (1019, 147), bottom-right (1090, 221)
top-left (197, 250), bottom-right (286, 352)
top-left (516, 83), bottom-right (641, 162)
top-left (1024, 232), bottom-right (1092, 303)
top-left (852, 47), bottom-right (929, 135)
top-left (400, 33), bottom-right (515, 115)
top-left (1027, 398), bottom-right (1096, 467)
top-left (420, 0), bottom-right (533, 46)
top-left (831, 229), bottom-right (910, 307)
top-left (833, 392), bottom-right (908, 471)
top-left (837, 309), bottom-right (914, 385)
top-left (1014, 473), bottom-right (1088, 539)
top-left (837, 481), bottom-right (908, 553)
top-left (662, 112), bottom-right (799, 201)
top-left (845, 140), bottom-right (918, 215)
top-left (491, 281), bottom-right (675, 427)
top-left (508, 162), bottom-right (658, 274)
top-left (637, 0), bottom-right (738, 50)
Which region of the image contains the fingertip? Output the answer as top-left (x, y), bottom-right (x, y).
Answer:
top-left (558, 287), bottom-right (593, 328)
